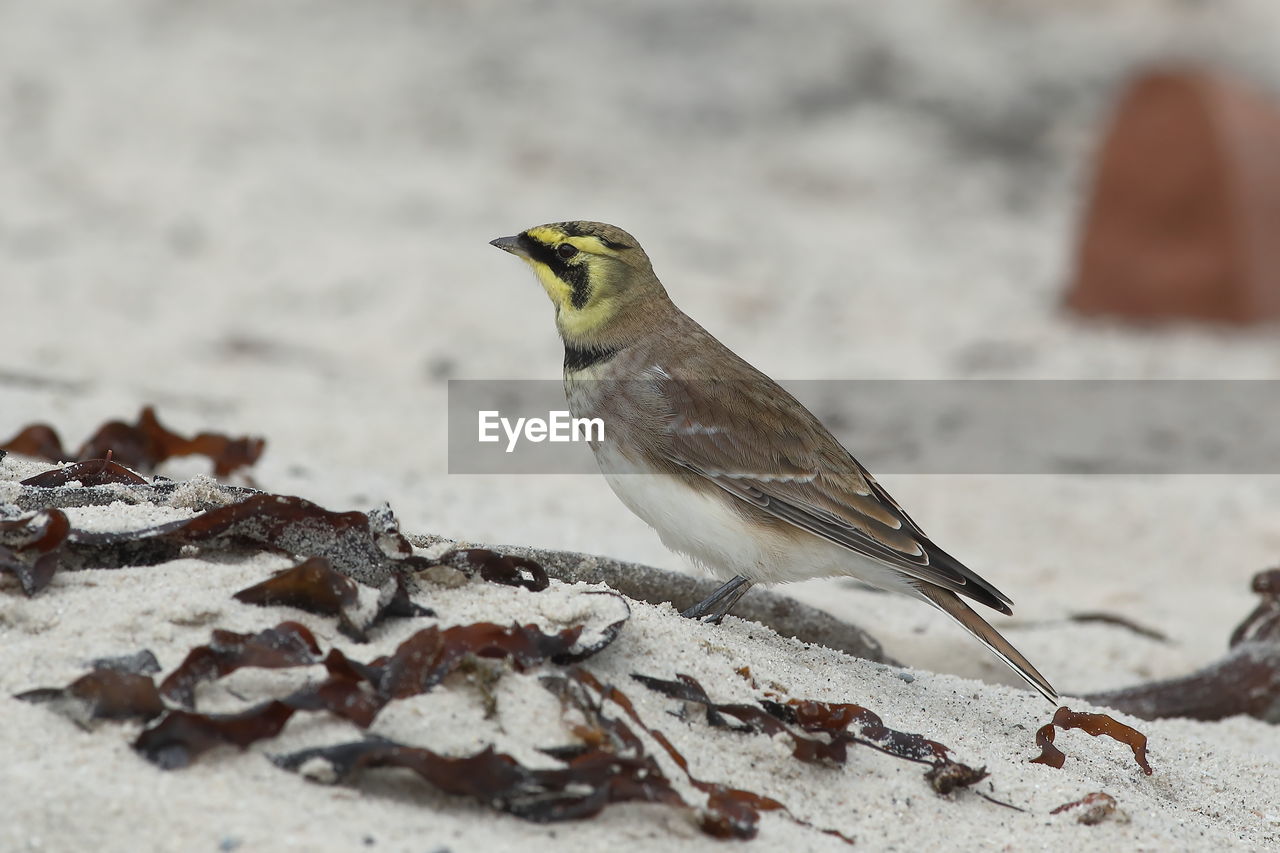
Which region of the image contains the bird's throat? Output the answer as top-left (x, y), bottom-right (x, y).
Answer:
top-left (563, 343), bottom-right (618, 373)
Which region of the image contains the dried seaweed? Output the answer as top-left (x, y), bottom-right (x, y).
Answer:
top-left (427, 548), bottom-right (550, 592)
top-left (159, 621), bottom-right (323, 708)
top-left (233, 557), bottom-right (431, 641)
top-left (277, 649), bottom-right (386, 727)
top-left (1030, 706), bottom-right (1152, 775)
top-left (16, 669), bottom-right (165, 728)
top-left (16, 493), bottom-right (432, 588)
top-left (274, 736), bottom-right (688, 824)
top-left (119, 614), bottom-right (626, 767)
top-left (634, 672), bottom-right (985, 793)
top-left (564, 670), bottom-right (853, 843)
top-left (1086, 568), bottom-right (1280, 723)
top-left (0, 424), bottom-right (71, 461)
top-left (1, 407), bottom-right (264, 476)
top-left (1051, 791), bottom-right (1118, 825)
top-left (21, 457), bottom-right (148, 488)
top-left (0, 508), bottom-right (69, 594)
top-left (137, 701), bottom-right (297, 769)
top-left (374, 622), bottom-right (595, 698)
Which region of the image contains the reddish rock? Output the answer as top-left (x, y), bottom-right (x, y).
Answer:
top-left (1067, 68), bottom-right (1280, 324)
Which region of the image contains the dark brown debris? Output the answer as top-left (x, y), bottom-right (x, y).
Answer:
top-left (374, 622), bottom-right (590, 699)
top-left (0, 508), bottom-right (70, 594)
top-left (233, 557), bottom-right (432, 641)
top-left (127, 616), bottom-right (625, 766)
top-left (0, 482), bottom-right (572, 598)
top-left (426, 548), bottom-right (550, 592)
top-left (1085, 568), bottom-right (1280, 723)
top-left (566, 670), bottom-right (854, 844)
top-left (1, 425), bottom-right (73, 461)
top-left (11, 607), bottom-right (629, 768)
top-left (159, 621), bottom-right (323, 709)
top-left (21, 457), bottom-right (149, 488)
top-left (275, 736), bottom-right (688, 826)
top-left (634, 673), bottom-right (986, 795)
top-left (16, 669), bottom-right (166, 729)
top-left (3, 492), bottom-right (432, 588)
top-left (137, 701), bottom-right (297, 769)
top-left (1, 407), bottom-right (265, 476)
top-left (1051, 791), bottom-right (1118, 825)
top-left (1030, 706), bottom-right (1152, 775)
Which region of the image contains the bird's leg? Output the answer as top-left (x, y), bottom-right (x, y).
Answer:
top-left (681, 575), bottom-right (753, 623)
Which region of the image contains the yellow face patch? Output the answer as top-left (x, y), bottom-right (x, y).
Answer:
top-left (529, 260), bottom-right (574, 308)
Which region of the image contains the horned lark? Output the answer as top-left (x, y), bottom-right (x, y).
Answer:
top-left (491, 221), bottom-right (1057, 703)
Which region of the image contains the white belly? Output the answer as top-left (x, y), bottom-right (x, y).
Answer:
top-left (602, 461), bottom-right (777, 581)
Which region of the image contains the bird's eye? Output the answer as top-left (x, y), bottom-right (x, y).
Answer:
top-left (556, 243), bottom-right (579, 260)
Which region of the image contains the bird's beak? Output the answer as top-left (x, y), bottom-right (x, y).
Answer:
top-left (489, 235), bottom-right (527, 257)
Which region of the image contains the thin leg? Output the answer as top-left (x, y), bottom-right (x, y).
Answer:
top-left (681, 575), bottom-right (753, 623)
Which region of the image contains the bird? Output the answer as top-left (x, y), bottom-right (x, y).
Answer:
top-left (490, 220), bottom-right (1057, 704)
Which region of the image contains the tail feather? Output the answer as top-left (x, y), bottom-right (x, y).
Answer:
top-left (915, 583), bottom-right (1058, 704)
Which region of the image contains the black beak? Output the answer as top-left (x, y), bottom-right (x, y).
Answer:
top-left (489, 235), bottom-right (526, 256)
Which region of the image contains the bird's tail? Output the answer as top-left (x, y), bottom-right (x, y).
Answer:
top-left (914, 583), bottom-right (1058, 704)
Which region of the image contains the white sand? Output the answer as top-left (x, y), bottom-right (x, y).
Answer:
top-left (4, 0), bottom-right (1280, 849)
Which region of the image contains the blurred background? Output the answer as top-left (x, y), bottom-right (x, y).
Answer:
top-left (5, 0), bottom-right (1280, 692)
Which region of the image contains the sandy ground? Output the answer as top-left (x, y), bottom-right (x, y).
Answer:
top-left (4, 0), bottom-right (1280, 850)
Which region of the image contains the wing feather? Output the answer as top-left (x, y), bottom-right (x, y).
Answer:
top-left (658, 376), bottom-right (1013, 613)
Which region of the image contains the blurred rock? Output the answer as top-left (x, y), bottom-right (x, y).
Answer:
top-left (1067, 68), bottom-right (1280, 324)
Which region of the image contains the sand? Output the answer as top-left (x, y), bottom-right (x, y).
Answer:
top-left (4, 1), bottom-right (1280, 850)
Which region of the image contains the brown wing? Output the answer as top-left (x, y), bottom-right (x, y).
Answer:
top-left (658, 374), bottom-right (1013, 614)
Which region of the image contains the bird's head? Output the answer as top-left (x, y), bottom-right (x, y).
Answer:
top-left (490, 221), bottom-right (666, 345)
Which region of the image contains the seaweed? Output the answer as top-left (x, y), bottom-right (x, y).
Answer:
top-left (131, 619), bottom-right (627, 765)
top-left (562, 670), bottom-right (853, 843)
top-left (16, 669), bottom-right (165, 728)
top-left (374, 622), bottom-right (594, 698)
top-left (137, 701), bottom-right (297, 769)
top-left (274, 736), bottom-right (688, 825)
top-left (634, 672), bottom-right (985, 793)
top-left (159, 621), bottom-right (323, 708)
top-left (4, 493), bottom-right (433, 588)
top-left (426, 548), bottom-right (550, 592)
top-left (233, 557), bottom-right (431, 641)
top-left (1, 407), bottom-right (264, 476)
top-left (0, 508), bottom-right (70, 594)
top-left (17, 602), bottom-right (630, 774)
top-left (21, 456), bottom-right (148, 487)
top-left (0, 424), bottom-right (71, 461)
top-left (1030, 706), bottom-right (1152, 775)
top-left (0, 483), bottom-right (569, 600)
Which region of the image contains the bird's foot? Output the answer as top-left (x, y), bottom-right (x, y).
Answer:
top-left (680, 576), bottom-right (753, 624)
